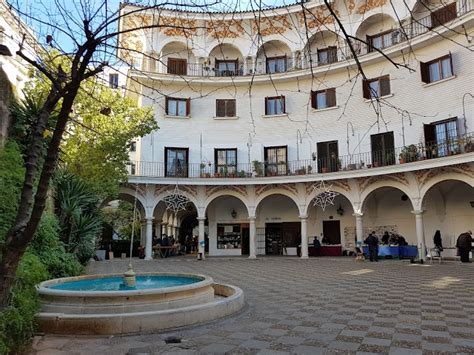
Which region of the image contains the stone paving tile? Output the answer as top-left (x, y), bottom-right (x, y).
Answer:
top-left (28, 257), bottom-right (474, 354)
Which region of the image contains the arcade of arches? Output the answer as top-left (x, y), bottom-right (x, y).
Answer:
top-left (117, 165), bottom-right (474, 260)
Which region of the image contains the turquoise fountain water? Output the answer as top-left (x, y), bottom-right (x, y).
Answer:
top-left (47, 275), bottom-right (201, 291)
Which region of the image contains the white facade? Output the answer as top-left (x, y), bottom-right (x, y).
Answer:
top-left (118, 0), bottom-right (474, 260)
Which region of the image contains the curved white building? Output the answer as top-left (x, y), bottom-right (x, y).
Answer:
top-left (117, 0), bottom-right (474, 260)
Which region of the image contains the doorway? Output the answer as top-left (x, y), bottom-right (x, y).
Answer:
top-left (241, 226), bottom-right (249, 255)
top-left (323, 220), bottom-right (341, 244)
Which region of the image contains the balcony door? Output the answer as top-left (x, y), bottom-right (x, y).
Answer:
top-left (317, 141), bottom-right (338, 173)
top-left (370, 132), bottom-right (395, 167)
top-left (424, 118), bottom-right (458, 158)
top-left (165, 147), bottom-right (189, 177)
top-left (264, 146), bottom-right (287, 176)
top-left (215, 59), bottom-right (238, 77)
top-left (167, 58), bottom-right (187, 75)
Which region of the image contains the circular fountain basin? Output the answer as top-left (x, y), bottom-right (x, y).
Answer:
top-left (36, 273), bottom-right (244, 335)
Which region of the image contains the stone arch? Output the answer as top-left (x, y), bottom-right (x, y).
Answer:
top-left (303, 29), bottom-right (345, 58)
top-left (152, 188), bottom-right (201, 219)
top-left (256, 39), bottom-right (292, 59)
top-left (255, 189), bottom-right (302, 216)
top-left (360, 181), bottom-right (416, 211)
top-left (303, 186), bottom-right (357, 216)
top-left (102, 186), bottom-right (147, 218)
top-left (420, 174), bottom-right (474, 206)
top-left (354, 12), bottom-right (398, 48)
top-left (156, 39), bottom-right (197, 59)
top-left (204, 191), bottom-right (250, 217)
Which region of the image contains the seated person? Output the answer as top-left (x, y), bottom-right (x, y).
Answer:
top-left (313, 236), bottom-right (321, 248)
top-left (388, 234), bottom-right (399, 245)
top-left (382, 231), bottom-right (390, 245)
top-left (321, 235), bottom-right (329, 245)
top-left (398, 235), bottom-right (408, 246)
top-left (138, 245), bottom-right (145, 259)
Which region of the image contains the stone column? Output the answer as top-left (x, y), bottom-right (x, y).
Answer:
top-left (412, 210), bottom-right (426, 261)
top-left (353, 212), bottom-right (364, 244)
top-left (292, 51), bottom-right (297, 70)
top-left (251, 55), bottom-right (256, 74)
top-left (161, 223), bottom-right (167, 237)
top-left (140, 220), bottom-right (146, 246)
top-left (197, 217), bottom-right (206, 260)
top-left (145, 217), bottom-right (154, 260)
top-left (243, 57), bottom-right (248, 75)
top-left (300, 215), bottom-right (309, 259)
top-left (167, 222), bottom-right (172, 236)
top-left (249, 216), bottom-right (257, 259)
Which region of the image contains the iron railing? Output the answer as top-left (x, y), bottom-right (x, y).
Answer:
top-left (142, 0), bottom-right (472, 77)
top-left (127, 132), bottom-right (474, 178)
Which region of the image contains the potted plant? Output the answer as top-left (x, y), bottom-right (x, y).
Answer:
top-left (200, 162), bottom-right (206, 177)
top-left (307, 165), bottom-right (313, 174)
top-left (321, 166), bottom-right (329, 173)
top-left (465, 138), bottom-right (474, 153)
top-left (296, 167), bottom-right (306, 175)
top-left (237, 170), bottom-right (246, 178)
top-left (252, 160), bottom-right (263, 177)
top-left (399, 144), bottom-right (419, 163)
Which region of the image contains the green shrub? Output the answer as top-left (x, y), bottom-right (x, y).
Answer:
top-left (30, 212), bottom-right (83, 278)
top-left (0, 251), bottom-right (49, 354)
top-left (0, 140), bottom-right (25, 242)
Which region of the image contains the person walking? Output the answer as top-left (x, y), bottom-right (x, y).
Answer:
top-left (433, 230), bottom-right (443, 257)
top-left (456, 231), bottom-right (472, 263)
top-left (365, 232), bottom-right (379, 262)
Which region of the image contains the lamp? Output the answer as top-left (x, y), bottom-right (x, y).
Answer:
top-left (231, 209), bottom-right (237, 218)
top-left (336, 204), bottom-right (344, 216)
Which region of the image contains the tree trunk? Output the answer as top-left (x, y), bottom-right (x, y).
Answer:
top-left (0, 84), bottom-right (80, 308)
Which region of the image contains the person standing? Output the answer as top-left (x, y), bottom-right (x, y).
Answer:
top-left (456, 231), bottom-right (473, 263)
top-left (365, 232), bottom-right (379, 262)
top-left (433, 230), bottom-right (443, 256)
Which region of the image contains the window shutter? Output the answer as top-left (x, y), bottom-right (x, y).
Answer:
top-left (227, 100), bottom-right (236, 117)
top-left (326, 88), bottom-right (336, 107)
top-left (366, 35), bottom-right (373, 52)
top-left (362, 80), bottom-right (370, 99)
top-left (448, 52), bottom-right (454, 76)
top-left (165, 97), bottom-right (169, 115)
top-left (310, 91), bottom-right (316, 109)
top-left (265, 97), bottom-right (268, 115)
top-left (420, 61), bottom-right (429, 83)
top-left (380, 76), bottom-right (391, 96)
top-left (216, 100), bottom-right (225, 117)
top-left (186, 98), bottom-right (191, 116)
top-left (281, 95), bottom-right (286, 113)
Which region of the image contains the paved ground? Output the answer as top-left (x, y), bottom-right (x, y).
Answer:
top-left (30, 256), bottom-right (474, 355)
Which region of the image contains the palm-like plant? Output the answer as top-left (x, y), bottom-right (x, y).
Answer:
top-left (53, 170), bottom-right (102, 264)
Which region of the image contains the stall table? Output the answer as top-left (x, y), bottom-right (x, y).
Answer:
top-left (308, 245), bottom-right (342, 257)
top-left (362, 245), bottom-right (418, 259)
top-left (153, 245), bottom-right (178, 258)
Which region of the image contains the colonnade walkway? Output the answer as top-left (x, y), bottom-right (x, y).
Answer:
top-left (32, 257), bottom-right (474, 354)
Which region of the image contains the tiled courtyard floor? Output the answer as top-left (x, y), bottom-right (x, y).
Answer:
top-left (31, 257), bottom-right (474, 355)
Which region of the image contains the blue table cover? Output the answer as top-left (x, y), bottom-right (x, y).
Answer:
top-left (362, 245), bottom-right (418, 258)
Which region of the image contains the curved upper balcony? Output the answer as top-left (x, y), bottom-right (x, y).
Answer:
top-left (134, 0), bottom-right (472, 81)
top-left (127, 133), bottom-right (474, 184)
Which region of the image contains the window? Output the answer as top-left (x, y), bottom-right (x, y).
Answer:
top-left (317, 47), bottom-right (338, 65)
top-left (266, 56), bottom-right (287, 73)
top-left (109, 73), bottom-right (119, 89)
top-left (430, 2), bottom-right (457, 28)
top-left (265, 96), bottom-right (286, 115)
top-left (215, 59), bottom-right (239, 77)
top-left (216, 99), bottom-right (236, 117)
top-left (167, 58), bottom-right (187, 75)
top-left (264, 146), bottom-right (287, 176)
top-left (370, 132), bottom-right (395, 167)
top-left (367, 30), bottom-right (400, 52)
top-left (317, 141), bottom-right (339, 173)
top-left (311, 88), bottom-right (336, 109)
top-left (424, 118), bottom-right (458, 158)
top-left (217, 224), bottom-right (241, 249)
top-left (165, 97), bottom-right (190, 117)
top-left (165, 147), bottom-right (189, 177)
top-left (420, 54), bottom-right (453, 83)
top-left (130, 141), bottom-right (136, 152)
top-left (363, 75), bottom-right (390, 99)
top-left (215, 148), bottom-right (237, 176)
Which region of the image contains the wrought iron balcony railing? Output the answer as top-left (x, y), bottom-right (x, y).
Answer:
top-left (127, 132), bottom-right (474, 179)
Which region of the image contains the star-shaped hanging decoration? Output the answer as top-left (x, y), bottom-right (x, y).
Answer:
top-left (311, 180), bottom-right (339, 211)
top-left (163, 185), bottom-right (189, 213)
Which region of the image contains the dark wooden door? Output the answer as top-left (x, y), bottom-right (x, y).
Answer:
top-left (167, 58), bottom-right (187, 75)
top-left (241, 226), bottom-right (249, 255)
top-left (265, 223), bottom-right (282, 255)
top-left (323, 220), bottom-right (341, 245)
top-left (370, 132), bottom-right (395, 167)
top-left (317, 140), bottom-right (338, 173)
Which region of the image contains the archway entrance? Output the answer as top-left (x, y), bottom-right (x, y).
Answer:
top-left (256, 194), bottom-right (300, 256)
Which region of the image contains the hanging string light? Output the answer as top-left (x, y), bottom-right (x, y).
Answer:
top-left (311, 180), bottom-right (339, 211)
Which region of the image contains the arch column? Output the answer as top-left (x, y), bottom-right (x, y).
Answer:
top-left (249, 216), bottom-right (257, 259)
top-left (412, 210), bottom-right (426, 261)
top-left (353, 212), bottom-right (364, 244)
top-left (300, 215), bottom-right (309, 259)
top-left (197, 217), bottom-right (206, 260)
top-left (161, 222), bottom-right (167, 236)
top-left (145, 217), bottom-right (154, 260)
top-left (140, 220), bottom-right (146, 246)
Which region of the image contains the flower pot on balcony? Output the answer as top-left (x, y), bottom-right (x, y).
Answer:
top-left (321, 167), bottom-right (329, 173)
top-left (399, 158), bottom-right (405, 164)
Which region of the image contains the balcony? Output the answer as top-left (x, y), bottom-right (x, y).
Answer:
top-left (140, 0), bottom-right (471, 79)
top-left (128, 132), bottom-right (473, 179)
